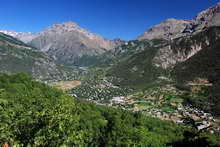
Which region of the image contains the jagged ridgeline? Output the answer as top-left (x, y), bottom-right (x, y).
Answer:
top-left (0, 32), bottom-right (78, 81)
top-left (0, 73), bottom-right (220, 146)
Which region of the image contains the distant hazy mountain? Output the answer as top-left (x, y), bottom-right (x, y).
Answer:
top-left (0, 30), bottom-right (37, 43)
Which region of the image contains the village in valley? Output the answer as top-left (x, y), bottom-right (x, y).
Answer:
top-left (59, 75), bottom-right (220, 133)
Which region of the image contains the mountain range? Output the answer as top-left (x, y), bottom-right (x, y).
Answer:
top-left (0, 3), bottom-right (219, 67)
top-left (0, 2), bottom-right (220, 114)
top-left (1, 2), bottom-right (220, 146)
top-left (1, 22), bottom-right (124, 66)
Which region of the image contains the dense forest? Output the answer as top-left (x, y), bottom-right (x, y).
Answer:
top-left (0, 73), bottom-right (219, 146)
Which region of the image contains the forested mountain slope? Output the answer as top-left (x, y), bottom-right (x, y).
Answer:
top-left (0, 32), bottom-right (77, 81)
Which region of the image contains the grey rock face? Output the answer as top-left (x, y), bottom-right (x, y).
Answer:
top-left (195, 2), bottom-right (220, 28)
top-left (138, 18), bottom-right (192, 41)
top-left (139, 3), bottom-right (220, 41)
top-left (153, 27), bottom-right (220, 69)
top-left (137, 3), bottom-right (220, 69)
top-left (0, 22), bottom-right (123, 66)
top-left (29, 22), bottom-right (117, 65)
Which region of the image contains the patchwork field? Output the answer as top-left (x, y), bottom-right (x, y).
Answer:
top-left (50, 80), bottom-right (81, 91)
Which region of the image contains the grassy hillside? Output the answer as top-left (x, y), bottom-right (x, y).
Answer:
top-left (0, 73), bottom-right (219, 146)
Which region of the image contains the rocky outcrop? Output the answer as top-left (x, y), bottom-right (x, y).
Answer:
top-left (153, 27), bottom-right (220, 69)
top-left (138, 19), bottom-right (192, 41)
top-left (195, 2), bottom-right (220, 29)
top-left (137, 3), bottom-right (220, 69)
top-left (139, 3), bottom-right (220, 41)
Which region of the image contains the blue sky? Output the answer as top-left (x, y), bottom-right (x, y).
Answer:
top-left (0, 0), bottom-right (219, 40)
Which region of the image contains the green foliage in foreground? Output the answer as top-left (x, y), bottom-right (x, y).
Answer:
top-left (0, 73), bottom-right (219, 146)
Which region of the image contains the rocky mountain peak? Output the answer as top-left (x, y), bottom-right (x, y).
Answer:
top-left (54, 21), bottom-right (79, 29)
top-left (138, 3), bottom-right (220, 41)
top-left (62, 21), bottom-right (78, 26)
top-left (196, 2), bottom-right (220, 21)
top-left (41, 21), bottom-right (81, 34)
top-left (138, 18), bottom-right (191, 40)
top-left (195, 2), bottom-right (220, 28)
top-left (28, 21), bottom-right (122, 65)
